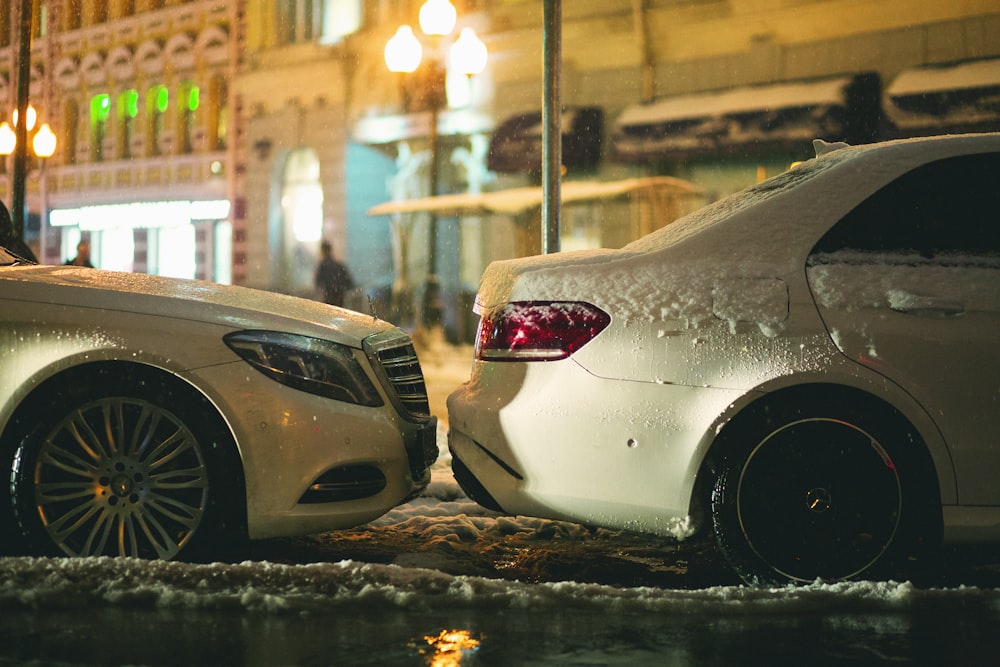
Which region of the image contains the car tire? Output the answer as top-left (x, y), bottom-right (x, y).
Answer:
top-left (710, 390), bottom-right (936, 586)
top-left (9, 365), bottom-right (245, 561)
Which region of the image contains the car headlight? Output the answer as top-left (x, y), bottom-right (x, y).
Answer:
top-left (224, 331), bottom-right (383, 406)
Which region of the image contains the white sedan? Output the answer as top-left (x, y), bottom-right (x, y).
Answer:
top-left (0, 254), bottom-right (436, 560)
top-left (448, 133), bottom-right (1000, 585)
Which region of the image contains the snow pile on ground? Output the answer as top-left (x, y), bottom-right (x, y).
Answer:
top-left (3, 440), bottom-right (1000, 621)
top-left (3, 554), bottom-right (999, 618)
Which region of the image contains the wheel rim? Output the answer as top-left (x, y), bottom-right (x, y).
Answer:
top-left (32, 397), bottom-right (209, 559)
top-left (736, 418), bottom-right (901, 582)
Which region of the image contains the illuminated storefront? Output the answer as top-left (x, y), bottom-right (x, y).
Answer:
top-left (49, 200), bottom-right (231, 282)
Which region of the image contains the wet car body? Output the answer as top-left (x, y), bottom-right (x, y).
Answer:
top-left (448, 133), bottom-right (1000, 585)
top-left (0, 256), bottom-right (436, 559)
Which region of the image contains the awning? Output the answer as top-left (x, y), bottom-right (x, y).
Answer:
top-left (885, 58), bottom-right (1000, 136)
top-left (612, 73), bottom-right (880, 162)
top-left (367, 176), bottom-right (702, 218)
top-left (488, 107), bottom-right (604, 174)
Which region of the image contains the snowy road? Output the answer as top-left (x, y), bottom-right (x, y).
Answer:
top-left (2, 342), bottom-right (1000, 665)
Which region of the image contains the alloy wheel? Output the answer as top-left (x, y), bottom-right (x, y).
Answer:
top-left (735, 417), bottom-right (902, 582)
top-left (29, 397), bottom-right (209, 559)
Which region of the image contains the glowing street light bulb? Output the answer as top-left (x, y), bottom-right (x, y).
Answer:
top-left (12, 105), bottom-right (38, 131)
top-left (385, 25), bottom-right (422, 73)
top-left (0, 121), bottom-right (15, 155)
top-left (419, 0), bottom-right (457, 36)
top-left (33, 123), bottom-right (57, 158)
top-left (450, 28), bottom-right (488, 76)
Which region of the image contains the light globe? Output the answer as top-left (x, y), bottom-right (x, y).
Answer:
top-left (418, 0), bottom-right (457, 36)
top-left (0, 122), bottom-right (15, 155)
top-left (33, 123), bottom-right (57, 158)
top-left (450, 28), bottom-right (488, 76)
top-left (385, 25), bottom-right (422, 73)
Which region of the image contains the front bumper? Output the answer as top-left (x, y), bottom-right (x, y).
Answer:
top-left (404, 415), bottom-right (439, 491)
top-left (183, 359), bottom-right (438, 540)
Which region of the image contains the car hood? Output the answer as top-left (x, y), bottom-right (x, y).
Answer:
top-left (0, 265), bottom-right (394, 346)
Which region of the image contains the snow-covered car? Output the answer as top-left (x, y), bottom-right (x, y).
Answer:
top-left (447, 133), bottom-right (1000, 585)
top-left (0, 253), bottom-right (437, 560)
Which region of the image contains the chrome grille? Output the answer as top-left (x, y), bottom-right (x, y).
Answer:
top-left (364, 332), bottom-right (431, 421)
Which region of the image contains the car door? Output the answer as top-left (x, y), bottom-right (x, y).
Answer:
top-left (805, 152), bottom-right (1000, 505)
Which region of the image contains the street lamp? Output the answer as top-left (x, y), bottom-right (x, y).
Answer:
top-left (384, 0), bottom-right (487, 330)
top-left (1, 105), bottom-right (58, 261)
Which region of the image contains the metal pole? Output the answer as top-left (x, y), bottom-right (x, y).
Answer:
top-left (542, 0), bottom-right (562, 254)
top-left (11, 0), bottom-right (33, 242)
top-left (422, 102), bottom-right (442, 327)
top-left (38, 158), bottom-right (47, 262)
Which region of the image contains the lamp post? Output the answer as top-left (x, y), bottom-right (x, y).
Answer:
top-left (384, 0), bottom-right (487, 330)
top-left (8, 0), bottom-right (35, 250)
top-left (1, 105), bottom-right (58, 261)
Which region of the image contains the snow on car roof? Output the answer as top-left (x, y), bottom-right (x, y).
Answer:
top-left (627, 132), bottom-right (1000, 254)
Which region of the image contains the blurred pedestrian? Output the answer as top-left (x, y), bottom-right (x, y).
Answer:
top-left (65, 240), bottom-right (94, 267)
top-left (314, 240), bottom-right (354, 307)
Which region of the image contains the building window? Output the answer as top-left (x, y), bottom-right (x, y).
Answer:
top-left (98, 226), bottom-right (135, 273)
top-left (321, 0), bottom-right (363, 43)
top-left (90, 94), bottom-right (111, 162)
top-left (277, 0), bottom-right (328, 45)
top-left (0, 3), bottom-right (10, 47)
top-left (87, 0), bottom-right (109, 25)
top-left (112, 1), bottom-right (136, 19)
top-left (214, 220), bottom-right (232, 284)
top-left (33, 1), bottom-right (48, 38)
top-left (155, 224), bottom-right (196, 279)
top-left (148, 85), bottom-right (168, 156)
top-left (118, 89), bottom-right (138, 159)
top-left (63, 0), bottom-right (81, 30)
top-left (211, 76), bottom-right (228, 151)
top-left (279, 148), bottom-right (324, 293)
top-left (180, 82), bottom-right (199, 154)
top-left (62, 99), bottom-right (79, 165)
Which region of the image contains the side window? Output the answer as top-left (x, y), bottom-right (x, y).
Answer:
top-left (811, 152), bottom-right (1000, 259)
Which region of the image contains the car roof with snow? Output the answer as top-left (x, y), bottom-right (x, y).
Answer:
top-left (625, 132), bottom-right (1000, 255)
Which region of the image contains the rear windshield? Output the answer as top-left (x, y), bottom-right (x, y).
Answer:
top-left (623, 146), bottom-right (857, 253)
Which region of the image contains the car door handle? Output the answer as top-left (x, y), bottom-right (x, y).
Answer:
top-left (888, 293), bottom-right (965, 319)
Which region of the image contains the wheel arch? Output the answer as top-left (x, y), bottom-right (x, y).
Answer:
top-left (689, 381), bottom-right (946, 545)
top-left (1, 360), bottom-right (248, 536)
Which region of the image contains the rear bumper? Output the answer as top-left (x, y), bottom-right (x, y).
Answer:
top-left (446, 359), bottom-right (743, 536)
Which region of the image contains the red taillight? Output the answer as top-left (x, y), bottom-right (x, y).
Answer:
top-left (475, 301), bottom-right (611, 361)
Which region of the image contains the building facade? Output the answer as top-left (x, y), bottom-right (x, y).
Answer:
top-left (4, 1), bottom-right (1000, 340)
top-left (0, 0), bottom-right (235, 277)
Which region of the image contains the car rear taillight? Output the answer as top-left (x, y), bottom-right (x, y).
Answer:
top-left (475, 301), bottom-right (611, 361)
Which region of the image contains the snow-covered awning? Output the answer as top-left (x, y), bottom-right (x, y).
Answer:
top-left (612, 73), bottom-right (880, 162)
top-left (367, 176), bottom-right (702, 217)
top-left (885, 58), bottom-right (1000, 136)
top-left (488, 107), bottom-right (604, 174)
